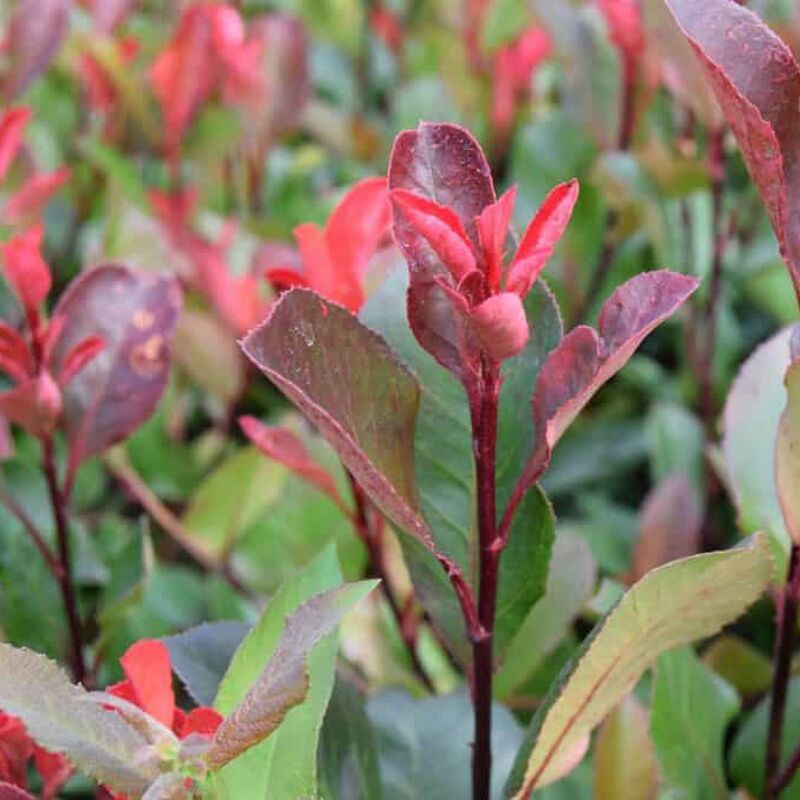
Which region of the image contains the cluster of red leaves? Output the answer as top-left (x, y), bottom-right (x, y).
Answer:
top-left (0, 110), bottom-right (103, 440)
top-left (0, 108), bottom-right (69, 226)
top-left (491, 27), bottom-right (551, 151)
top-left (0, 226), bottom-right (104, 439)
top-left (391, 178), bottom-right (579, 362)
top-left (264, 177), bottom-right (392, 313)
top-left (149, 188), bottom-right (267, 336)
top-left (0, 714), bottom-right (71, 800)
top-left (149, 3), bottom-right (265, 165)
top-left (102, 640), bottom-right (221, 800)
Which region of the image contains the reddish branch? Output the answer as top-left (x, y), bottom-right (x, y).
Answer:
top-left (470, 360), bottom-right (502, 800)
top-left (766, 544), bottom-right (800, 798)
top-left (42, 438), bottom-right (87, 684)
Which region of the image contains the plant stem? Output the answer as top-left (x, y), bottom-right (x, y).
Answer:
top-left (470, 361), bottom-right (502, 800)
top-left (766, 543), bottom-right (800, 798)
top-left (347, 473), bottom-right (436, 692)
top-left (42, 438), bottom-right (86, 684)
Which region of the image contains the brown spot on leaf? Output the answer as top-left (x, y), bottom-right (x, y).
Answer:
top-left (133, 309), bottom-right (155, 330)
top-left (130, 335), bottom-right (165, 377)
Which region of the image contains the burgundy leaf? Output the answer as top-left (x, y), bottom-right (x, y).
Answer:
top-left (246, 14), bottom-right (309, 154)
top-left (389, 122), bottom-right (495, 382)
top-left (664, 0), bottom-right (800, 301)
top-left (1, 0), bottom-right (70, 99)
top-left (50, 265), bottom-right (182, 467)
top-left (59, 335), bottom-right (105, 386)
top-left (239, 415), bottom-right (349, 513)
top-left (505, 271), bottom-right (698, 521)
top-left (240, 288), bottom-right (434, 549)
top-left (0, 784), bottom-right (36, 800)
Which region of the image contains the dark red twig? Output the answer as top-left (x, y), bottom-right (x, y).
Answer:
top-left (42, 438), bottom-right (86, 684)
top-left (766, 544), bottom-right (800, 799)
top-left (470, 360), bottom-right (502, 800)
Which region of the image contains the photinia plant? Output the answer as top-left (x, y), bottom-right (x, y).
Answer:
top-left (241, 121), bottom-right (770, 800)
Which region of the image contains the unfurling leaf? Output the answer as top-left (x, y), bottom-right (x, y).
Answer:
top-left (50, 265), bottom-right (182, 469)
top-left (241, 289), bottom-right (433, 549)
top-left (504, 536), bottom-right (772, 799)
top-left (663, 0), bottom-right (800, 304)
top-left (0, 644), bottom-right (157, 796)
top-left (0, 785), bottom-right (36, 800)
top-left (206, 581), bottom-right (377, 769)
top-left (510, 270), bottom-right (698, 507)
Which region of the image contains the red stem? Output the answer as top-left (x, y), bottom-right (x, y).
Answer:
top-left (766, 543), bottom-right (800, 799)
top-left (470, 360), bottom-right (502, 800)
top-left (42, 438), bottom-right (86, 684)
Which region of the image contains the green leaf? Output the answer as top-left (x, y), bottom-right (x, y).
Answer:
top-left (650, 648), bottom-right (739, 799)
top-left (163, 622), bottom-right (250, 708)
top-left (367, 689), bottom-right (523, 800)
top-left (594, 695), bottom-right (658, 800)
top-left (210, 548), bottom-right (346, 799)
top-left (647, 402), bottom-right (705, 489)
top-left (496, 532), bottom-right (597, 698)
top-left (723, 326), bottom-right (793, 555)
top-left (208, 580), bottom-right (377, 770)
top-left (318, 678), bottom-right (383, 800)
top-left (730, 677), bottom-right (800, 798)
top-left (702, 635), bottom-right (773, 698)
top-left (0, 643), bottom-right (157, 796)
top-left (182, 446), bottom-right (286, 558)
top-left (504, 537), bottom-right (772, 798)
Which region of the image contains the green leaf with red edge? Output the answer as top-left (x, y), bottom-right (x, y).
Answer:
top-left (388, 122), bottom-right (495, 383)
top-left (240, 288), bottom-right (433, 550)
top-left (509, 271), bottom-right (698, 509)
top-left (206, 581), bottom-right (377, 770)
top-left (50, 265), bottom-right (182, 469)
top-left (663, 0), bottom-right (800, 301)
top-left (504, 537), bottom-right (772, 799)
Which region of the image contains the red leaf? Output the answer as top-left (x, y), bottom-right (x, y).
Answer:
top-left (1, 0), bottom-right (69, 99)
top-left (0, 108), bottom-right (31, 184)
top-left (59, 335), bottom-right (105, 386)
top-left (596, 0), bottom-right (645, 78)
top-left (0, 322), bottom-right (33, 382)
top-left (241, 289), bottom-right (434, 549)
top-left (263, 266), bottom-right (311, 293)
top-left (1, 167), bottom-right (70, 226)
top-left (664, 0), bottom-right (800, 302)
top-left (32, 748), bottom-right (72, 800)
top-left (389, 122), bottom-right (495, 383)
top-left (507, 271), bottom-right (698, 516)
top-left (294, 223), bottom-right (348, 307)
top-left (0, 225), bottom-right (52, 318)
top-left (239, 416), bottom-right (348, 513)
top-left (118, 640), bottom-right (175, 729)
top-left (506, 180), bottom-right (579, 297)
top-left (469, 291), bottom-right (530, 361)
top-left (49, 265), bottom-right (182, 466)
top-left (0, 713), bottom-right (33, 789)
top-left (176, 707), bottom-right (223, 738)
top-left (0, 372), bottom-right (62, 439)
top-left (390, 189), bottom-right (478, 282)
top-left (325, 177), bottom-right (391, 283)
top-left (477, 187), bottom-right (517, 291)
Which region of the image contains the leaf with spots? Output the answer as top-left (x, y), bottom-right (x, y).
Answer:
top-left (50, 265), bottom-right (182, 472)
